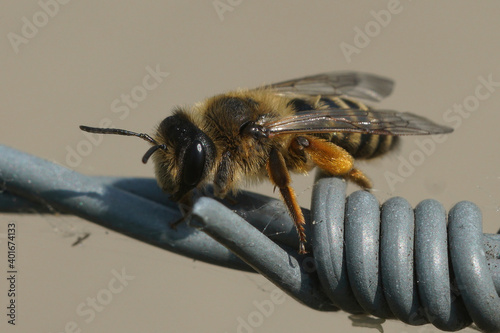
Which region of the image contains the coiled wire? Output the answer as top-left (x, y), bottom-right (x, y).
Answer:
top-left (311, 177), bottom-right (500, 331)
top-left (1, 145), bottom-right (500, 331)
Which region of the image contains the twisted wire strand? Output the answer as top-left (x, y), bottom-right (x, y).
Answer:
top-left (1, 145), bottom-right (500, 331)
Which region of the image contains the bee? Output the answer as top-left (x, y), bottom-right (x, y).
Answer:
top-left (80, 71), bottom-right (453, 254)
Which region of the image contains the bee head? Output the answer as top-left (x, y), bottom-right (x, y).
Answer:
top-left (79, 110), bottom-right (216, 201)
top-left (151, 110), bottom-right (216, 201)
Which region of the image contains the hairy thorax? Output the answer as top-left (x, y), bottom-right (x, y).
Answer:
top-left (194, 89), bottom-right (295, 193)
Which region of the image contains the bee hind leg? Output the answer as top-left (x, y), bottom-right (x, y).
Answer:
top-left (292, 135), bottom-right (372, 190)
top-left (267, 147), bottom-right (308, 254)
top-left (345, 168), bottom-right (372, 190)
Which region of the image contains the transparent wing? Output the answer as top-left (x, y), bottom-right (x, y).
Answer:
top-left (261, 72), bottom-right (394, 102)
top-left (264, 109), bottom-right (454, 137)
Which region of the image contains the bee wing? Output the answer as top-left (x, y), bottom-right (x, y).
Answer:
top-left (261, 72), bottom-right (394, 102)
top-left (264, 109), bottom-right (454, 137)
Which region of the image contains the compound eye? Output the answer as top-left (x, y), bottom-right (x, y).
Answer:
top-left (182, 140), bottom-right (206, 186)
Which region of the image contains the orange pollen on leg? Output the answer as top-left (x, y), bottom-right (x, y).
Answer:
top-left (305, 138), bottom-right (354, 175)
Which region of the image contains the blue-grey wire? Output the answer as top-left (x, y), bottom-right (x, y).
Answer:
top-left (1, 145), bottom-right (499, 331)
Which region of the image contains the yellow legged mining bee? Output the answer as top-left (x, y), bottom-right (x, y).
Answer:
top-left (80, 71), bottom-right (453, 254)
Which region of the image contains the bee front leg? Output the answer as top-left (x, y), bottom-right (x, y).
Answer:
top-left (267, 147), bottom-right (308, 254)
top-left (213, 151), bottom-right (237, 199)
top-left (170, 193), bottom-right (193, 230)
top-left (208, 151), bottom-right (241, 206)
top-left (291, 136), bottom-right (372, 189)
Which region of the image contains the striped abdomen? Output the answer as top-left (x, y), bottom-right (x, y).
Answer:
top-left (287, 96), bottom-right (399, 159)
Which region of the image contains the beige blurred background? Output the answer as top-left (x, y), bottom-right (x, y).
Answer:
top-left (1, 1), bottom-right (500, 332)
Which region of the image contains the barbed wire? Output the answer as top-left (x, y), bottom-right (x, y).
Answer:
top-left (1, 145), bottom-right (499, 331)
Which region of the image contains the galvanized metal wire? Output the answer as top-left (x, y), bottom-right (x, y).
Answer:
top-left (1, 145), bottom-right (500, 331)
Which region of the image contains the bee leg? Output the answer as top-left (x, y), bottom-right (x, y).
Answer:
top-left (292, 135), bottom-right (354, 175)
top-left (267, 147), bottom-right (308, 254)
top-left (292, 136), bottom-right (372, 190)
top-left (345, 168), bottom-right (372, 190)
top-left (221, 194), bottom-right (239, 206)
top-left (213, 151), bottom-right (238, 202)
top-left (170, 194), bottom-right (193, 230)
top-left (170, 215), bottom-right (186, 230)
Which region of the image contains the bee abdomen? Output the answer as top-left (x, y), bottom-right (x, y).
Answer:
top-left (330, 132), bottom-right (398, 159)
top-left (287, 96), bottom-right (399, 159)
